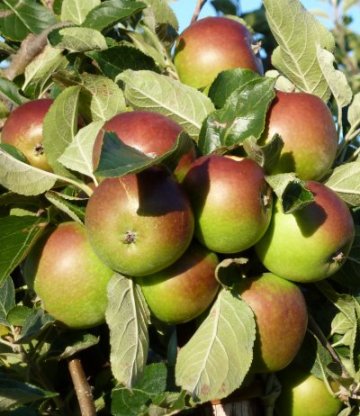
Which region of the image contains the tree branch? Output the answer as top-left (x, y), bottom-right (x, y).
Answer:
top-left (191, 0), bottom-right (208, 24)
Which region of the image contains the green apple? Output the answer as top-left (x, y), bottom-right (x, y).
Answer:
top-left (275, 369), bottom-right (342, 416)
top-left (85, 167), bottom-right (194, 277)
top-left (33, 222), bottom-right (113, 329)
top-left (238, 273), bottom-right (308, 373)
top-left (255, 181), bottom-right (355, 283)
top-left (137, 243), bottom-right (219, 324)
top-left (1, 99), bottom-right (53, 171)
top-left (174, 16), bottom-right (263, 90)
top-left (182, 155), bottom-right (272, 254)
top-left (262, 91), bottom-right (338, 180)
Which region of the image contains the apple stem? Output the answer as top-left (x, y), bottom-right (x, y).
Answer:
top-left (191, 0), bottom-right (208, 24)
top-left (209, 401), bottom-right (258, 415)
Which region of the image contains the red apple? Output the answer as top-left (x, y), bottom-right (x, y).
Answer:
top-left (1, 99), bottom-right (53, 171)
top-left (255, 181), bottom-right (355, 283)
top-left (85, 167), bottom-right (194, 277)
top-left (174, 16), bottom-right (263, 90)
top-left (137, 243), bottom-right (219, 324)
top-left (182, 155), bottom-right (272, 254)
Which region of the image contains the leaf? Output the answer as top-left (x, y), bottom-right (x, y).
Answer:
top-left (88, 46), bottom-right (158, 80)
top-left (47, 332), bottom-right (99, 360)
top-left (325, 162), bottom-right (360, 206)
top-left (106, 274), bottom-right (150, 387)
top-left (0, 277), bottom-right (15, 325)
top-left (45, 191), bottom-right (85, 223)
top-left (141, 0), bottom-right (179, 32)
top-left (48, 27), bottom-right (107, 53)
top-left (118, 70), bottom-right (215, 140)
top-left (6, 305), bottom-right (33, 327)
top-left (0, 216), bottom-right (46, 287)
top-left (316, 46), bottom-right (353, 109)
top-left (43, 86), bottom-right (81, 175)
top-left (243, 134), bottom-right (284, 171)
top-left (215, 258), bottom-right (249, 289)
top-left (0, 0), bottom-right (57, 41)
top-left (16, 309), bottom-right (55, 344)
top-left (61, 0), bottom-right (101, 25)
top-left (58, 121), bottom-right (105, 179)
top-left (199, 77), bottom-right (276, 154)
top-left (82, 0), bottom-right (146, 32)
top-left (348, 92), bottom-right (360, 131)
top-left (266, 173), bottom-right (314, 213)
top-left (0, 149), bottom-right (59, 196)
top-left (0, 78), bottom-right (28, 106)
top-left (175, 289), bottom-right (256, 403)
top-left (263, 0), bottom-right (335, 101)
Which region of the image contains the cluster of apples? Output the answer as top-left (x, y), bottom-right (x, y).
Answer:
top-left (3, 15), bottom-right (354, 415)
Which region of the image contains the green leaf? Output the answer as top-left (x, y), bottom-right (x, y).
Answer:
top-left (48, 27), bottom-right (107, 53)
top-left (6, 306), bottom-right (33, 327)
top-left (82, 0), bottom-right (146, 32)
top-left (17, 309), bottom-right (55, 343)
top-left (0, 277), bottom-right (15, 325)
top-left (88, 46), bottom-right (158, 80)
top-left (43, 85), bottom-right (81, 176)
top-left (263, 0), bottom-right (335, 101)
top-left (106, 275), bottom-right (150, 387)
top-left (118, 70), bottom-right (215, 140)
top-left (48, 332), bottom-right (99, 360)
top-left (243, 134), bottom-right (284, 171)
top-left (61, 0), bottom-right (101, 25)
top-left (141, 0), bottom-right (179, 32)
top-left (348, 92), bottom-right (360, 132)
top-left (316, 46), bottom-right (353, 109)
top-left (0, 0), bottom-right (57, 41)
top-left (0, 216), bottom-right (45, 287)
top-left (215, 257), bottom-right (249, 289)
top-left (0, 78), bottom-right (28, 106)
top-left (199, 77), bottom-right (276, 154)
top-left (266, 173), bottom-right (314, 213)
top-left (175, 289), bottom-right (255, 403)
top-left (58, 120), bottom-right (104, 180)
top-left (45, 191), bottom-right (85, 223)
top-left (325, 162), bottom-right (360, 206)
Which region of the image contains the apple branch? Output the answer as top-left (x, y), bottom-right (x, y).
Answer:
top-left (191, 0), bottom-right (208, 24)
top-left (68, 358), bottom-right (96, 416)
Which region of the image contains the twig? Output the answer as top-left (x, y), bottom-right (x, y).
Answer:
top-left (191, 0), bottom-right (208, 24)
top-left (68, 358), bottom-right (96, 416)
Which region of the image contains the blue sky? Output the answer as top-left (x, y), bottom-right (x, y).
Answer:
top-left (170, 0), bottom-right (360, 33)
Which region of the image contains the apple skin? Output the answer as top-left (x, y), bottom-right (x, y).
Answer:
top-left (33, 222), bottom-right (113, 329)
top-left (255, 181), bottom-right (355, 283)
top-left (263, 91), bottom-right (338, 180)
top-left (136, 243), bottom-right (219, 324)
top-left (275, 369), bottom-right (342, 416)
top-left (93, 111), bottom-right (196, 181)
top-left (238, 273), bottom-right (308, 373)
top-left (85, 167), bottom-right (195, 277)
top-left (1, 99), bottom-right (53, 171)
top-left (174, 17), bottom-right (263, 90)
top-left (182, 155), bottom-right (273, 254)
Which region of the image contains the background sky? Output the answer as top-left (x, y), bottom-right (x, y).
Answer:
top-left (170, 0), bottom-right (360, 33)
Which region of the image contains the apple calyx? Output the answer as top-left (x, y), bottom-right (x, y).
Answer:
top-left (123, 230), bottom-right (137, 244)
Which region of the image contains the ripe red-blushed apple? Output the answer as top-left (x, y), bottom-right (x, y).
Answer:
top-left (85, 167), bottom-right (194, 277)
top-left (275, 368), bottom-right (342, 416)
top-left (92, 110), bottom-right (196, 181)
top-left (174, 16), bottom-right (263, 90)
top-left (182, 155), bottom-right (272, 254)
top-left (1, 99), bottom-right (53, 171)
top-left (238, 273), bottom-right (308, 373)
top-left (33, 222), bottom-right (114, 329)
top-left (137, 242), bottom-right (219, 324)
top-left (262, 91), bottom-right (338, 180)
top-left (255, 181), bottom-right (355, 283)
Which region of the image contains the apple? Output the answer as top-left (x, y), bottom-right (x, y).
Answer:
top-left (238, 272), bottom-right (308, 373)
top-left (136, 243), bottom-right (219, 324)
top-left (32, 222), bottom-right (113, 329)
top-left (262, 91), bottom-right (338, 180)
top-left (92, 110), bottom-right (196, 181)
top-left (275, 369), bottom-right (342, 416)
top-left (255, 181), bottom-right (355, 283)
top-left (1, 99), bottom-right (53, 171)
top-left (85, 167), bottom-right (194, 277)
top-left (182, 155), bottom-right (272, 254)
top-left (174, 16), bottom-right (263, 90)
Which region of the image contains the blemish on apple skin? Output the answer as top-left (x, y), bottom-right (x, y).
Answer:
top-left (122, 231), bottom-right (137, 244)
top-left (331, 250), bottom-right (345, 264)
top-left (34, 143), bottom-right (44, 156)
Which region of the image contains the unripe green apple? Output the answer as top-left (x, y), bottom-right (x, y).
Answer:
top-left (85, 167), bottom-right (194, 277)
top-left (174, 17), bottom-right (263, 90)
top-left (182, 155), bottom-right (272, 254)
top-left (33, 222), bottom-right (113, 329)
top-left (1, 99), bottom-right (53, 171)
top-left (137, 243), bottom-right (219, 324)
top-left (263, 91), bottom-right (338, 180)
top-left (255, 181), bottom-right (355, 283)
top-left (275, 369), bottom-right (342, 416)
top-left (238, 273), bottom-right (308, 373)
top-left (93, 110), bottom-right (196, 181)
